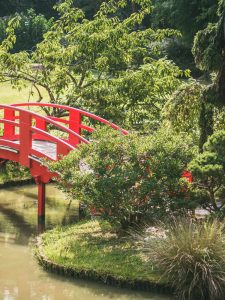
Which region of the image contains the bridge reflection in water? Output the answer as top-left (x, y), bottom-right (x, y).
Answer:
top-left (0, 184), bottom-right (79, 242)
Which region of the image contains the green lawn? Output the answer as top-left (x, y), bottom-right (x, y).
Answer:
top-left (0, 82), bottom-right (50, 105)
top-left (39, 220), bottom-right (162, 283)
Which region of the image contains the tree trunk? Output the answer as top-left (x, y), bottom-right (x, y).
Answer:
top-left (209, 189), bottom-right (218, 212)
top-left (199, 101), bottom-right (213, 152)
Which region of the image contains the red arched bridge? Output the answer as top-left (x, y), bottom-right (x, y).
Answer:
top-left (0, 102), bottom-right (128, 223)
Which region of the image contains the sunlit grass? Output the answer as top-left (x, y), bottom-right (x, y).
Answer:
top-left (0, 82), bottom-right (50, 105)
top-left (41, 220), bottom-right (160, 282)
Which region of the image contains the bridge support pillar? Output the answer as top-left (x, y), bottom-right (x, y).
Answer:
top-left (38, 182), bottom-right (46, 224)
top-left (35, 176), bottom-right (46, 225)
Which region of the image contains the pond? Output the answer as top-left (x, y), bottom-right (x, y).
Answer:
top-left (0, 184), bottom-right (172, 300)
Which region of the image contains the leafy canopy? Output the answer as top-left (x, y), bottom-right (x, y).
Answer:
top-left (0, 0), bottom-right (183, 130)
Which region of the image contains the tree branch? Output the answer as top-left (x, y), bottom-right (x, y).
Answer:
top-left (66, 71), bottom-right (78, 86)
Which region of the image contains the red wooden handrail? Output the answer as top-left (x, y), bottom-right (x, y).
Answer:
top-left (11, 102), bottom-right (129, 135)
top-left (0, 103), bottom-right (128, 181)
top-left (0, 104), bottom-right (88, 144)
top-left (0, 118), bottom-right (74, 160)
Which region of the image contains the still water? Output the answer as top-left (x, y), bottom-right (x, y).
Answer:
top-left (0, 184), bottom-right (172, 300)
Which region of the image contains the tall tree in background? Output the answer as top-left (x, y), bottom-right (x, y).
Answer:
top-left (0, 0), bottom-right (58, 18)
top-left (152, 0), bottom-right (217, 43)
top-left (32, 0), bottom-right (58, 18)
top-left (163, 0), bottom-right (225, 152)
top-left (0, 0), bottom-right (183, 131)
top-left (192, 0), bottom-right (225, 149)
top-left (150, 0), bottom-right (217, 74)
top-left (0, 9), bottom-right (53, 52)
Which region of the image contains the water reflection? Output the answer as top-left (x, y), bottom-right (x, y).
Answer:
top-left (0, 184), bottom-right (172, 300)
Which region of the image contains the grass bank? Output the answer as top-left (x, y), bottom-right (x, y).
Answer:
top-left (0, 82), bottom-right (50, 104)
top-left (36, 220), bottom-right (172, 293)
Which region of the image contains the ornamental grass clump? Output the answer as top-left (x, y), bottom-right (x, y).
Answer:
top-left (144, 220), bottom-right (225, 300)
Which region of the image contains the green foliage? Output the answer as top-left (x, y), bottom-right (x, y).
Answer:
top-left (49, 127), bottom-right (196, 227)
top-left (193, 23), bottom-right (222, 72)
top-left (189, 130), bottom-right (225, 212)
top-left (0, 161), bottom-right (30, 183)
top-left (143, 220), bottom-right (225, 300)
top-left (151, 0), bottom-right (217, 73)
top-left (152, 0), bottom-right (217, 44)
top-left (0, 10), bottom-right (53, 52)
top-left (79, 59), bottom-right (183, 130)
top-left (164, 79), bottom-right (225, 150)
top-left (0, 0), bottom-right (183, 130)
top-left (163, 80), bottom-right (202, 140)
top-left (192, 1), bottom-right (225, 108)
top-left (162, 40), bottom-right (201, 76)
top-left (71, 0), bottom-right (105, 19)
top-left (0, 0), bottom-right (58, 19)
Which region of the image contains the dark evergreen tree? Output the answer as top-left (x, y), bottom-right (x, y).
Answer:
top-left (152, 0), bottom-right (217, 43)
top-left (150, 0), bottom-right (217, 74)
top-left (0, 0), bottom-right (58, 18)
top-left (192, 0), bottom-right (225, 149)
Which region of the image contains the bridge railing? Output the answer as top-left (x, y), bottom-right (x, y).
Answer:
top-left (12, 103), bottom-right (128, 145)
top-left (0, 104), bottom-right (89, 166)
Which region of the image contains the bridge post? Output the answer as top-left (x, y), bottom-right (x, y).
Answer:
top-left (19, 111), bottom-right (32, 167)
top-left (69, 110), bottom-right (81, 146)
top-left (38, 181), bottom-right (46, 224)
top-left (35, 176), bottom-right (46, 224)
top-left (3, 109), bottom-right (15, 139)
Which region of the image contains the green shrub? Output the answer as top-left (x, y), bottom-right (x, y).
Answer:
top-left (143, 220), bottom-right (225, 300)
top-left (189, 130), bottom-right (225, 213)
top-left (50, 127), bottom-right (195, 228)
top-left (0, 161), bottom-right (30, 183)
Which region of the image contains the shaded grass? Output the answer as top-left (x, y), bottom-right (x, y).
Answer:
top-left (40, 220), bottom-right (161, 283)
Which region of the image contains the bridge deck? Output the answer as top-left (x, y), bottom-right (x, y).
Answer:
top-left (32, 140), bottom-right (57, 160)
top-left (14, 140), bottom-right (57, 160)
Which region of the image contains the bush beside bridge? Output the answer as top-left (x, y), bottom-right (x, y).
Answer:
top-left (49, 127), bottom-right (196, 229)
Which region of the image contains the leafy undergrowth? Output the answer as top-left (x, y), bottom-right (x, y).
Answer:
top-left (0, 162), bottom-right (31, 184)
top-left (40, 220), bottom-right (161, 282)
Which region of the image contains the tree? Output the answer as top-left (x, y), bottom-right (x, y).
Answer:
top-left (189, 130), bottom-right (225, 213)
top-left (0, 0), bottom-right (183, 130)
top-left (32, 0), bottom-right (58, 19)
top-left (193, 1), bottom-right (225, 108)
top-left (0, 10), bottom-right (53, 52)
top-left (49, 127), bottom-right (196, 228)
top-left (151, 0), bottom-right (217, 44)
top-left (71, 0), bottom-right (104, 19)
top-left (163, 80), bottom-right (203, 144)
top-left (162, 80), bottom-right (225, 151)
top-left (0, 0), bottom-right (58, 19)
top-left (149, 0), bottom-right (217, 74)
top-left (0, 0), bottom-right (28, 17)
top-left (188, 1), bottom-right (225, 148)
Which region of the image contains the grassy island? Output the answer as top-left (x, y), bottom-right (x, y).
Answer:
top-left (36, 220), bottom-right (170, 292)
